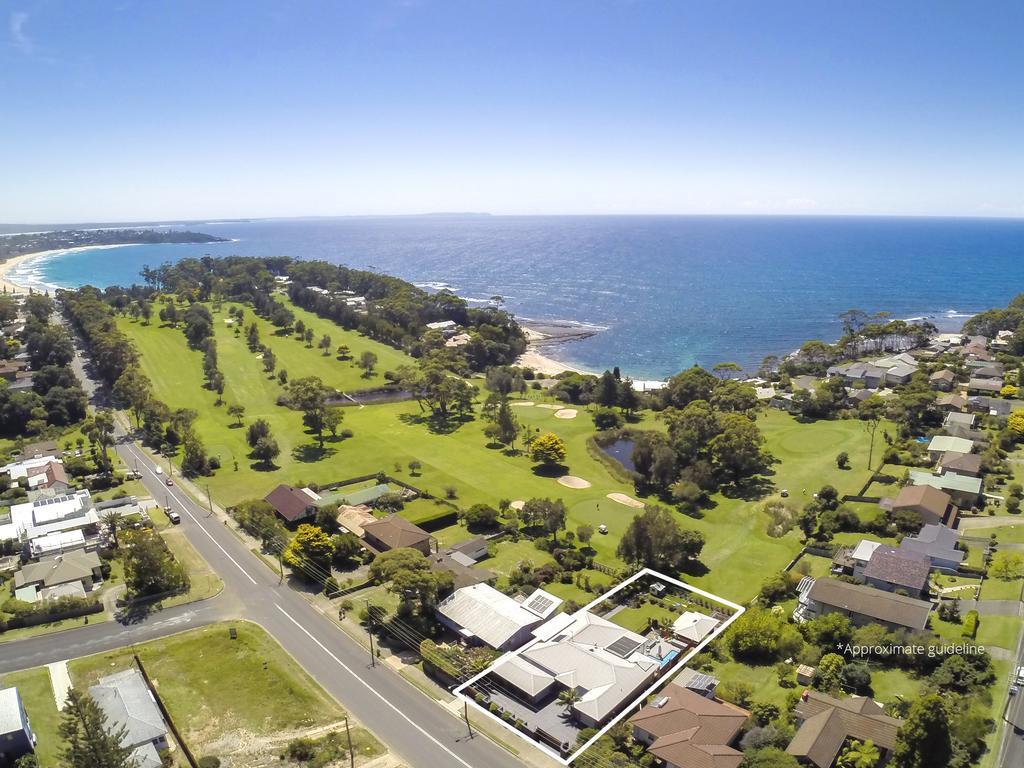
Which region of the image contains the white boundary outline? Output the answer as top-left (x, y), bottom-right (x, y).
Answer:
top-left (453, 567), bottom-right (745, 764)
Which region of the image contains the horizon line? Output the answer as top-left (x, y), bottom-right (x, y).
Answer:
top-left (5, 211), bottom-right (1024, 229)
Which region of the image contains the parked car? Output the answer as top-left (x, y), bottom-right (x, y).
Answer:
top-left (167, 511), bottom-right (181, 524)
top-left (155, 466), bottom-right (163, 475)
top-left (166, 478), bottom-right (173, 486)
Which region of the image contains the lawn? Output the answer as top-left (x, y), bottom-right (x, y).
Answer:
top-left (709, 661), bottom-right (791, 707)
top-left (69, 622), bottom-right (363, 762)
top-left (868, 667), bottom-right (922, 705)
top-left (979, 577), bottom-right (1023, 601)
top-left (1, 667), bottom-right (61, 768)
top-left (979, 524), bottom-right (1024, 544)
top-left (609, 602), bottom-right (680, 634)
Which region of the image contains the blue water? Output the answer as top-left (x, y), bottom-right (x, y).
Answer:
top-left (14, 215), bottom-right (1024, 378)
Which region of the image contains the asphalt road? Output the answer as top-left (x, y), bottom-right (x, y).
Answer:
top-left (113, 441), bottom-right (528, 768)
top-left (0, 326), bottom-right (532, 768)
top-left (998, 634), bottom-right (1024, 767)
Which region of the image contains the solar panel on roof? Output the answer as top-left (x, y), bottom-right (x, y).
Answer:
top-left (686, 673), bottom-right (716, 691)
top-left (606, 636), bottom-right (642, 658)
top-left (526, 594), bottom-right (554, 615)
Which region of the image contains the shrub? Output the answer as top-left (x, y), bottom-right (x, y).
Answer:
top-left (197, 759), bottom-right (221, 768)
top-left (962, 610), bottom-right (979, 639)
top-left (323, 576), bottom-right (340, 595)
top-left (285, 738), bottom-right (317, 761)
top-left (836, 451), bottom-right (849, 469)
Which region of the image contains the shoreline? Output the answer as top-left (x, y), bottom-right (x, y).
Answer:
top-left (0, 243), bottom-right (138, 294)
top-left (516, 324), bottom-right (598, 377)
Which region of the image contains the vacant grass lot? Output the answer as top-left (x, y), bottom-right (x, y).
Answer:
top-left (121, 304), bottom-right (891, 602)
top-left (69, 622), bottom-right (358, 762)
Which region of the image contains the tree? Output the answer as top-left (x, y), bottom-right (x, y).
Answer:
top-left (577, 523), bottom-right (595, 547)
top-left (246, 417), bottom-right (271, 447)
top-left (836, 451), bottom-right (849, 469)
top-left (252, 436), bottom-right (280, 468)
top-left (461, 503), bottom-right (500, 531)
top-left (892, 694), bottom-right (951, 768)
top-left (288, 376), bottom-right (329, 447)
top-left (665, 366), bottom-right (718, 408)
top-left (245, 321), bottom-right (260, 351)
top-left (858, 395), bottom-right (887, 468)
top-left (617, 505), bottom-right (705, 573)
top-left (318, 334), bottom-right (332, 355)
top-left (59, 687), bottom-right (137, 768)
top-left (489, 397), bottom-right (521, 449)
top-left (739, 748), bottom-right (800, 768)
top-left (408, 459), bottom-right (422, 475)
top-left (101, 510), bottom-right (122, 548)
top-left (1009, 409), bottom-right (1024, 439)
top-left (713, 361), bottom-right (742, 379)
top-left (529, 432), bottom-right (567, 467)
top-left (369, 547), bottom-right (453, 612)
top-left (557, 688), bottom-right (580, 713)
top-left (521, 497), bottom-right (567, 541)
top-left (989, 551), bottom-right (1024, 580)
top-left (595, 370), bottom-right (621, 407)
top-left (303, 327), bottom-right (314, 346)
top-left (359, 350), bottom-right (379, 377)
top-left (84, 410), bottom-right (116, 470)
top-left (709, 412), bottom-right (767, 481)
top-left (727, 608), bottom-right (802, 662)
top-left (323, 407), bottom-right (345, 438)
top-left (814, 653), bottom-right (845, 692)
top-left (592, 406), bottom-right (624, 431)
top-left (227, 403), bottom-right (245, 426)
top-left (283, 524), bottom-right (335, 582)
top-left (336, 344), bottom-right (351, 360)
top-left (262, 347), bottom-right (277, 374)
top-left (618, 379), bottom-right (640, 414)
top-left (181, 432), bottom-right (211, 476)
top-left (122, 529), bottom-right (188, 596)
top-left (711, 379), bottom-right (758, 412)
top-left (112, 366), bottom-right (152, 426)
top-left (332, 532), bottom-right (364, 568)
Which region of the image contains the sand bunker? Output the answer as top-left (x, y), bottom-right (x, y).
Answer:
top-left (558, 475), bottom-right (592, 489)
top-left (511, 401), bottom-right (535, 407)
top-left (537, 403), bottom-right (562, 410)
top-left (510, 500), bottom-right (525, 510)
top-left (554, 408), bottom-right (578, 419)
top-left (607, 492), bottom-right (644, 508)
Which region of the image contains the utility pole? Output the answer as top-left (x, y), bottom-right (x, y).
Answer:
top-left (344, 716), bottom-right (355, 768)
top-left (463, 701), bottom-right (474, 739)
top-left (205, 484), bottom-right (214, 517)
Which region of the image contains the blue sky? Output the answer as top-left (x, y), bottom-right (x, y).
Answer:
top-left (2, 1), bottom-right (1023, 222)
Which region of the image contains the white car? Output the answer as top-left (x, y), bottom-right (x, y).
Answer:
top-left (1016, 666), bottom-right (1024, 683)
top-left (155, 466), bottom-right (163, 475)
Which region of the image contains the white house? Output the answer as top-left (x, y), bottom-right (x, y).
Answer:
top-left (436, 584), bottom-right (561, 651)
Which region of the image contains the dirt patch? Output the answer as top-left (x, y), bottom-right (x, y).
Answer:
top-left (510, 401), bottom-right (535, 407)
top-left (557, 475), bottom-right (592, 489)
top-left (554, 409), bottom-right (578, 419)
top-left (509, 500), bottom-right (525, 510)
top-left (536, 403), bottom-right (562, 410)
top-left (606, 492), bottom-right (644, 508)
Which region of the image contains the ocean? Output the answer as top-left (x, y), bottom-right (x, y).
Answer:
top-left (10, 215), bottom-right (1024, 379)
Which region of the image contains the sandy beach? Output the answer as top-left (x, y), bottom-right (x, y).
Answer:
top-left (516, 326), bottom-right (591, 376)
top-left (0, 243), bottom-right (137, 294)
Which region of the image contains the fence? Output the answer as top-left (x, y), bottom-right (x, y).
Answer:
top-left (134, 654), bottom-right (199, 768)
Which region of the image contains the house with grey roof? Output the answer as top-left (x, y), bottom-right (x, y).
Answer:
top-left (795, 578), bottom-right (932, 631)
top-left (899, 524), bottom-right (965, 571)
top-left (489, 611), bottom-right (669, 729)
top-left (0, 687), bottom-right (35, 764)
top-left (861, 546), bottom-right (931, 596)
top-left (967, 377), bottom-right (1003, 394)
top-left (89, 669), bottom-right (169, 768)
top-left (935, 393), bottom-right (967, 412)
top-left (927, 435), bottom-right (973, 461)
top-left (944, 411), bottom-right (977, 430)
top-left (937, 451), bottom-right (982, 478)
top-left (13, 550), bottom-right (103, 603)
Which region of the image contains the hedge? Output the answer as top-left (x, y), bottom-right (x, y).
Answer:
top-left (962, 610), bottom-right (979, 639)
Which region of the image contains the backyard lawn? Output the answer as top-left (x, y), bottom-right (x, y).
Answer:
top-left (979, 576), bottom-right (1023, 601)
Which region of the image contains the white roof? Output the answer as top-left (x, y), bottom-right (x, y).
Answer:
top-left (510, 612), bottom-right (658, 723)
top-left (0, 688), bottom-right (27, 736)
top-left (426, 320), bottom-right (457, 330)
top-left (492, 654), bottom-right (557, 697)
top-left (851, 539), bottom-right (882, 563)
top-left (437, 584), bottom-right (561, 649)
top-left (671, 612), bottom-right (721, 643)
top-left (0, 489), bottom-right (96, 543)
top-left (927, 435), bottom-right (973, 454)
top-left (30, 529), bottom-right (86, 557)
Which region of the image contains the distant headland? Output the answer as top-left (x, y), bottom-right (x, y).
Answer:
top-left (0, 228), bottom-right (229, 262)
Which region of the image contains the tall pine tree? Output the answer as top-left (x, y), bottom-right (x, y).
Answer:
top-left (59, 688), bottom-right (138, 768)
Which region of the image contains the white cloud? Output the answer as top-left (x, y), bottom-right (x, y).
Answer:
top-left (9, 11), bottom-right (32, 55)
